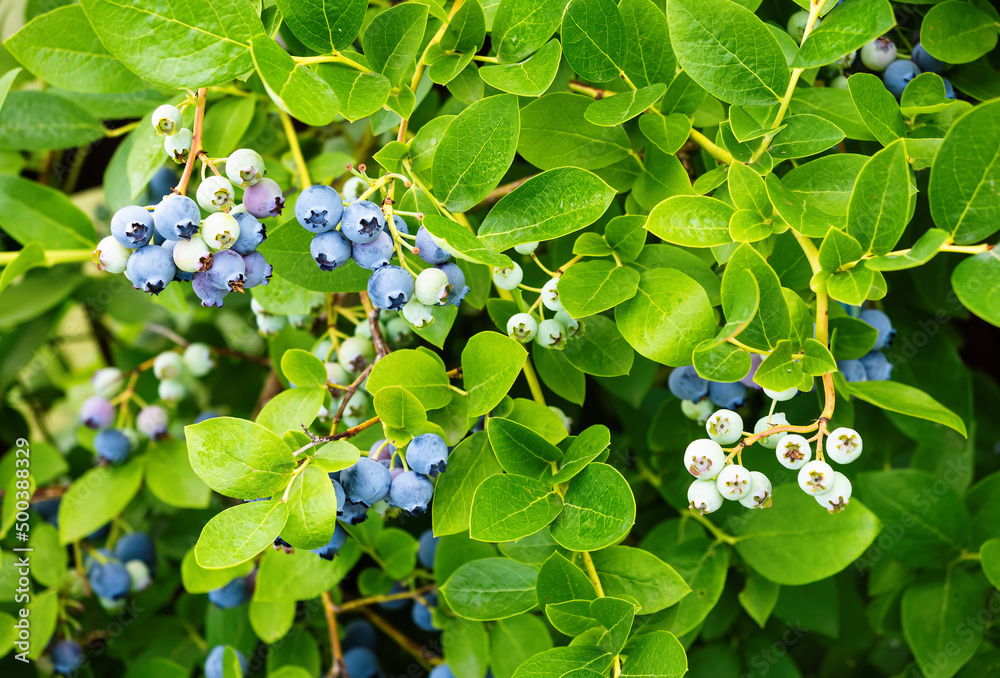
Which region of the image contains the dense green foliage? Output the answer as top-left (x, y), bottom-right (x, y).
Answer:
top-left (1, 0), bottom-right (1000, 677)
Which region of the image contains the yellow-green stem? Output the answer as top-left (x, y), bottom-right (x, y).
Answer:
top-left (689, 128), bottom-right (735, 166)
top-left (279, 110), bottom-right (311, 188)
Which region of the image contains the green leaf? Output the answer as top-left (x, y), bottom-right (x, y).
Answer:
top-left (561, 0), bottom-right (627, 83)
top-left (551, 426), bottom-right (611, 485)
top-left (31, 522), bottom-right (66, 589)
top-left (181, 548), bottom-right (254, 594)
top-left (362, 2), bottom-right (428, 86)
top-left (855, 470), bottom-right (970, 566)
top-left (58, 460), bottom-right (144, 543)
top-left (639, 113), bottom-right (692, 155)
top-left (591, 596), bottom-right (636, 654)
top-left (443, 619), bottom-right (491, 678)
top-left (768, 114), bottom-right (845, 160)
top-left (589, 546), bottom-right (690, 614)
top-left (632, 146), bottom-right (694, 212)
top-left (867, 228), bottom-right (949, 271)
top-left (518, 93), bottom-right (631, 170)
top-left (186, 417), bottom-right (296, 500)
top-left (752, 340), bottom-right (802, 391)
top-left (259, 219), bottom-right (371, 293)
top-left (463, 332), bottom-right (527, 416)
top-left (420, 214), bottom-right (511, 267)
top-left (511, 647), bottom-right (613, 678)
top-left (620, 0), bottom-right (675, 89)
top-left (845, 140), bottom-right (911, 255)
top-left (366, 348), bottom-right (453, 409)
top-left (981, 539), bottom-right (1000, 590)
top-left (550, 463), bottom-right (635, 551)
top-left (665, 539), bottom-right (729, 635)
top-left (728, 162), bottom-right (770, 217)
top-left (311, 440), bottom-right (361, 473)
top-left (281, 348), bottom-right (328, 388)
top-left (585, 84), bottom-right (666, 127)
top-left (492, 0), bottom-right (565, 62)
top-left (441, 558), bottom-right (539, 620)
top-left (738, 573), bottom-right (780, 628)
top-left (433, 94), bottom-right (520, 212)
top-left (442, 0), bottom-right (487, 52)
top-left (782, 153), bottom-right (867, 219)
top-left (537, 551), bottom-right (598, 605)
top-left (80, 0), bottom-right (261, 88)
top-left (373, 386), bottom-right (427, 430)
top-left (564, 314), bottom-right (635, 377)
top-left (846, 380), bottom-right (967, 437)
top-left (733, 484), bottom-right (881, 585)
top-left (620, 631), bottom-right (687, 678)
top-left (26, 589), bottom-right (59, 659)
top-left (667, 0), bottom-right (790, 106)
top-left (491, 615), bottom-right (555, 678)
top-left (900, 73), bottom-right (955, 118)
top-left (479, 39), bottom-right (563, 96)
top-left (281, 467), bottom-right (339, 550)
top-left (559, 261), bottom-right (639, 318)
top-left (256, 388), bottom-right (325, 436)
top-left (273, 0), bottom-right (365, 52)
top-left (605, 215), bottom-right (647, 263)
top-left (0, 242), bottom-right (44, 296)
top-left (792, 0), bottom-right (896, 68)
top-left (201, 96), bottom-right (257, 158)
top-left (723, 244), bottom-right (791, 351)
top-left (434, 432), bottom-right (504, 535)
top-left (791, 86), bottom-right (876, 142)
top-left (478, 168), bottom-right (616, 251)
top-left (929, 99), bottom-right (1000, 244)
top-left (471, 473), bottom-right (564, 542)
top-left (533, 344), bottom-right (586, 405)
top-left (692, 341), bottom-right (752, 383)
top-left (615, 268), bottom-right (716, 367)
top-left (250, 599), bottom-right (295, 644)
top-left (921, 1), bottom-right (999, 64)
top-left (317, 64), bottom-right (392, 122)
top-left (819, 228), bottom-right (863, 272)
top-left (0, 68), bottom-right (21, 113)
top-left (0, 91), bottom-right (104, 151)
top-left (646, 196), bottom-right (734, 248)
top-left (6, 5), bottom-right (144, 93)
top-left (145, 438), bottom-right (211, 509)
top-left (254, 542), bottom-right (360, 601)
top-left (952, 248), bottom-right (1000, 326)
top-left (196, 499), bottom-right (289, 569)
top-left (251, 36), bottom-right (339, 126)
top-left (902, 569), bottom-right (986, 678)
top-left (487, 417), bottom-right (563, 480)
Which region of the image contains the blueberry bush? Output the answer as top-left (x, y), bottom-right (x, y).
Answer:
top-left (1, 0), bottom-right (1000, 677)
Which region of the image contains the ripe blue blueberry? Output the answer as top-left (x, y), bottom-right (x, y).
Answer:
top-left (243, 178), bottom-right (285, 219)
top-left (368, 265), bottom-right (414, 311)
top-left (137, 405), bottom-right (169, 439)
top-left (230, 212), bottom-right (266, 254)
top-left (668, 366), bottom-right (709, 402)
top-left (94, 429), bottom-right (132, 464)
top-left (379, 582), bottom-right (409, 610)
top-left (149, 167), bottom-right (177, 199)
top-left (164, 128), bottom-right (192, 163)
top-left (415, 268), bottom-right (452, 305)
top-left (942, 77), bottom-right (955, 99)
top-left (340, 498), bottom-right (369, 524)
top-left (341, 457), bottom-right (392, 506)
top-left (206, 249), bottom-right (246, 292)
top-left (412, 592), bottom-right (438, 631)
top-left (226, 148), bottom-right (265, 188)
top-left (80, 396), bottom-right (114, 429)
top-left (153, 194), bottom-right (200, 241)
top-left (89, 560), bottom-right (132, 600)
top-left (406, 433), bottom-right (449, 477)
top-left (708, 381), bottom-right (747, 409)
top-left (860, 351), bottom-right (892, 381)
top-left (196, 176), bottom-right (235, 213)
top-left (341, 200), bottom-right (385, 244)
top-left (838, 359), bottom-right (867, 382)
top-left (331, 477), bottom-right (346, 515)
top-left (436, 262), bottom-right (469, 307)
top-left (50, 640), bottom-right (84, 675)
top-left (194, 410), bottom-right (221, 424)
top-left (114, 532), bottom-right (156, 574)
top-left (389, 471), bottom-right (435, 514)
top-left (392, 214), bottom-right (410, 235)
top-left (93, 236), bottom-right (132, 273)
top-left (310, 230), bottom-right (353, 271)
top-left (861, 37), bottom-right (897, 71)
top-left (883, 59), bottom-right (921, 98)
top-left (127, 245), bottom-right (177, 295)
top-left (33, 497), bottom-right (60, 526)
top-left (859, 308), bottom-right (894, 349)
top-left (296, 185), bottom-right (345, 234)
top-left (418, 529), bottom-right (438, 569)
top-left (415, 225), bottom-right (452, 263)
top-left (193, 271), bottom-right (228, 307)
top-left (912, 43), bottom-right (949, 73)
top-left (208, 576), bottom-right (250, 608)
top-left (242, 251), bottom-right (273, 288)
top-left (352, 231), bottom-right (394, 270)
top-left (342, 620), bottom-right (376, 649)
top-left (151, 104), bottom-right (183, 136)
top-left (312, 524), bottom-right (348, 560)
top-left (343, 647), bottom-right (381, 678)
top-left (205, 645), bottom-right (247, 678)
top-left (111, 205), bottom-right (155, 249)
top-left (430, 665), bottom-right (458, 678)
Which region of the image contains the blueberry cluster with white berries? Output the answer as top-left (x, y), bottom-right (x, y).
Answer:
top-left (494, 249), bottom-right (583, 351)
top-left (295, 178), bottom-right (470, 327)
top-left (685, 384), bottom-right (862, 516)
top-left (93, 105), bottom-right (280, 306)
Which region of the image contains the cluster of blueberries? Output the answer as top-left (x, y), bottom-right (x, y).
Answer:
top-left (788, 10), bottom-right (956, 101)
top-left (837, 308), bottom-right (895, 383)
top-left (294, 180), bottom-right (469, 329)
top-left (81, 345), bottom-right (216, 464)
top-left (93, 105), bottom-right (280, 305)
top-left (493, 253), bottom-right (582, 351)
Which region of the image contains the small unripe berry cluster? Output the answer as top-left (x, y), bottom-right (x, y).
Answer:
top-left (500, 270), bottom-right (581, 351)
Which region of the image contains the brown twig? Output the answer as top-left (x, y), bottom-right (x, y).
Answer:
top-left (331, 363), bottom-right (374, 432)
top-left (174, 88), bottom-right (207, 196)
top-left (359, 608), bottom-right (441, 670)
top-left (322, 591), bottom-right (347, 678)
top-left (359, 292), bottom-right (390, 358)
top-left (337, 584), bottom-right (437, 612)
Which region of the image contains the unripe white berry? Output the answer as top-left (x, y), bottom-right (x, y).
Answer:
top-left (402, 299), bottom-right (435, 329)
top-left (225, 148), bottom-right (266, 188)
top-left (183, 343), bottom-right (215, 377)
top-left (739, 471), bottom-right (772, 509)
top-left (151, 104), bottom-right (182, 136)
top-left (153, 351), bottom-right (184, 380)
top-left (716, 464), bottom-right (752, 500)
top-left (685, 439), bottom-right (726, 480)
top-left (493, 263), bottom-right (522, 290)
top-left (681, 399), bottom-right (715, 424)
top-left (554, 310), bottom-right (580, 338)
top-left (536, 319), bottom-right (566, 350)
top-left (93, 236), bottom-right (131, 274)
top-left (158, 378), bottom-right (186, 403)
top-left (798, 460), bottom-right (835, 496)
top-left (776, 434), bottom-right (812, 470)
top-left (514, 241), bottom-right (539, 255)
top-left (196, 175), bottom-right (235, 212)
top-left (688, 479), bottom-right (724, 515)
top-left (825, 427), bottom-right (863, 464)
top-left (164, 128), bottom-right (192, 163)
top-left (172, 234), bottom-right (213, 272)
top-left (541, 278), bottom-right (563, 311)
top-left (415, 268), bottom-right (452, 305)
top-left (754, 413), bottom-right (789, 449)
top-left (507, 313), bottom-right (537, 343)
top-left (764, 386), bottom-right (798, 401)
top-left (202, 212), bottom-right (240, 251)
top-left (815, 472), bottom-right (852, 513)
top-left (706, 409), bottom-right (743, 445)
